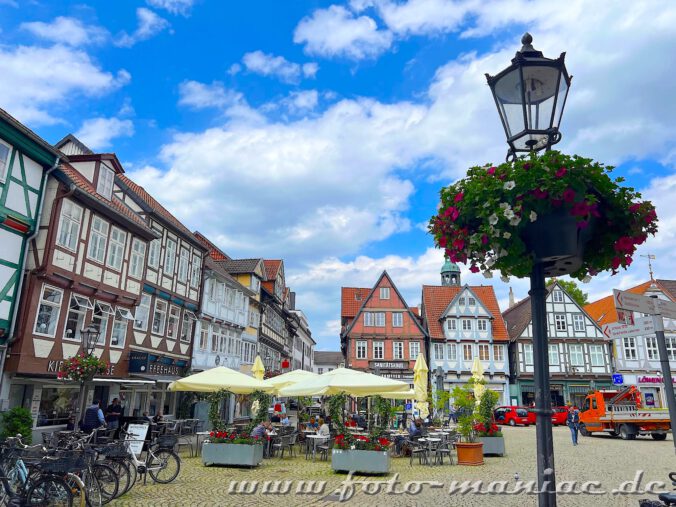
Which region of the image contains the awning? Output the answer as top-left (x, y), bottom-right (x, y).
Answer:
top-left (568, 385), bottom-right (590, 394)
top-left (132, 374), bottom-right (183, 384)
top-left (92, 377), bottom-right (155, 385)
top-left (521, 384), bottom-right (536, 393)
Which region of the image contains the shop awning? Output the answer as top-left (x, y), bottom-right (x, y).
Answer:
top-left (521, 384), bottom-right (536, 393)
top-left (568, 385), bottom-right (590, 394)
top-left (132, 374), bottom-right (183, 384)
top-left (92, 377), bottom-right (155, 385)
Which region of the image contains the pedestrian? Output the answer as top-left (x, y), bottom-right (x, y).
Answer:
top-left (81, 400), bottom-right (106, 433)
top-left (567, 405), bottom-right (581, 446)
top-left (105, 398), bottom-right (123, 430)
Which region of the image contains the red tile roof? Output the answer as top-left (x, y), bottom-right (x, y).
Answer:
top-left (193, 231), bottom-right (230, 261)
top-left (264, 260), bottom-right (282, 281)
top-left (422, 285), bottom-right (509, 342)
top-left (584, 280), bottom-right (675, 326)
top-left (409, 307), bottom-right (419, 316)
top-left (341, 288), bottom-right (372, 318)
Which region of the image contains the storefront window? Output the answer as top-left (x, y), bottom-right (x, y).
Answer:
top-left (37, 388), bottom-right (78, 427)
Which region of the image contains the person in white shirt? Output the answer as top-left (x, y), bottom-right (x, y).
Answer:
top-left (317, 418), bottom-right (330, 437)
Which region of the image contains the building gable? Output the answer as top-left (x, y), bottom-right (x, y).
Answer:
top-left (441, 285), bottom-right (493, 320)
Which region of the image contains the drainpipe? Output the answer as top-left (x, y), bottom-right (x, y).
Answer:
top-left (0, 156), bottom-right (60, 405)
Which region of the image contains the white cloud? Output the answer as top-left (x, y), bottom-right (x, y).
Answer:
top-left (20, 16), bottom-right (108, 46)
top-left (294, 5), bottom-right (393, 60)
top-left (177, 80), bottom-right (244, 110)
top-left (241, 51), bottom-right (318, 84)
top-left (146, 0), bottom-right (194, 16)
top-left (0, 44), bottom-right (130, 125)
top-left (284, 90), bottom-right (319, 113)
top-left (75, 117), bottom-right (135, 150)
top-left (115, 8), bottom-right (170, 48)
top-left (228, 63), bottom-right (242, 75)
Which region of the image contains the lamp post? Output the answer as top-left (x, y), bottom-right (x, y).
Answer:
top-left (486, 33), bottom-right (572, 507)
top-left (76, 326), bottom-right (100, 423)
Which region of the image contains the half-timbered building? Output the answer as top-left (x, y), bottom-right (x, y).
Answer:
top-left (259, 260), bottom-right (291, 373)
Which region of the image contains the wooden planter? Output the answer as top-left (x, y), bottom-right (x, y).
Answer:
top-left (332, 449), bottom-right (391, 474)
top-left (455, 442), bottom-right (484, 466)
top-left (202, 442), bottom-right (264, 467)
top-left (478, 436), bottom-right (505, 456)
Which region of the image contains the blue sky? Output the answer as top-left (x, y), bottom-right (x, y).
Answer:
top-left (2, 0), bottom-right (675, 350)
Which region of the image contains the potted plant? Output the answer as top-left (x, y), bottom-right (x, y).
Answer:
top-left (474, 389), bottom-right (504, 456)
top-left (429, 151), bottom-right (658, 279)
top-left (58, 353), bottom-right (108, 382)
top-left (451, 382), bottom-right (484, 466)
top-left (201, 430), bottom-right (266, 467)
top-left (332, 433), bottom-right (392, 474)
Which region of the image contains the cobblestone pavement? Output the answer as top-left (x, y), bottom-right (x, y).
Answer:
top-left (110, 426), bottom-right (674, 507)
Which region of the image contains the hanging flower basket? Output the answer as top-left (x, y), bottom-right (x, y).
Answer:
top-left (58, 353), bottom-right (108, 383)
top-left (429, 151), bottom-right (658, 280)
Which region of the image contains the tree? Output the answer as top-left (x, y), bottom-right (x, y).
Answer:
top-left (547, 279), bottom-right (588, 306)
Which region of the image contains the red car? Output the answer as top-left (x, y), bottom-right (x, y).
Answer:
top-left (494, 406), bottom-right (533, 426)
top-left (551, 406), bottom-right (569, 426)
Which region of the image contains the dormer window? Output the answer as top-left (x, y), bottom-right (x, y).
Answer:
top-left (97, 167), bottom-right (114, 200)
top-left (380, 287), bottom-right (390, 300)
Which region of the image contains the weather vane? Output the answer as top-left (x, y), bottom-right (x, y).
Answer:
top-left (640, 254), bottom-right (656, 282)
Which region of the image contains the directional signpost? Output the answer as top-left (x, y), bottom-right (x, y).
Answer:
top-left (613, 288), bottom-right (676, 454)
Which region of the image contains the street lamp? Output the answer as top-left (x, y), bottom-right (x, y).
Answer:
top-left (486, 33), bottom-right (572, 507)
top-left (76, 325), bottom-right (100, 423)
top-left (486, 33), bottom-right (571, 160)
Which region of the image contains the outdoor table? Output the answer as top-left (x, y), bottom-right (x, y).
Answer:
top-left (196, 431), bottom-right (211, 456)
top-left (305, 434), bottom-right (328, 461)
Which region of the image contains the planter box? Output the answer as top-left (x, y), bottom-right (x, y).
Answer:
top-left (202, 442), bottom-right (264, 467)
top-left (332, 449), bottom-right (390, 474)
top-left (478, 436), bottom-right (505, 456)
top-left (455, 442), bottom-right (484, 466)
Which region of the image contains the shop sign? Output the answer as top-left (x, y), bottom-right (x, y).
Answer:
top-left (125, 423), bottom-right (149, 456)
top-left (638, 376), bottom-right (676, 384)
top-left (612, 374), bottom-right (624, 385)
top-left (47, 360), bottom-right (115, 376)
top-left (370, 361), bottom-right (407, 369)
top-left (128, 351), bottom-right (187, 376)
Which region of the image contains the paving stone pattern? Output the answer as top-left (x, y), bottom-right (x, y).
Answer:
top-left (110, 426), bottom-right (674, 507)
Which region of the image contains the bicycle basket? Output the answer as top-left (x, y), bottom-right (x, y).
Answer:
top-left (100, 442), bottom-right (129, 459)
top-left (37, 451), bottom-right (89, 474)
top-left (16, 446), bottom-right (48, 466)
top-left (155, 435), bottom-right (177, 449)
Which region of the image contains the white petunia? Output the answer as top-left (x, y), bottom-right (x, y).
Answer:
top-left (489, 214), bottom-right (498, 225)
top-left (500, 275), bottom-right (510, 283)
top-left (503, 232), bottom-right (511, 239)
top-left (483, 271), bottom-right (493, 279)
top-left (509, 217), bottom-right (521, 226)
top-left (529, 211), bottom-right (538, 222)
top-left (503, 209), bottom-right (515, 219)
top-left (499, 249), bottom-right (508, 258)
top-left (485, 257), bottom-right (495, 268)
top-left (499, 202), bottom-right (510, 210)
top-left (582, 275), bottom-right (592, 283)
top-left (504, 181), bottom-right (516, 190)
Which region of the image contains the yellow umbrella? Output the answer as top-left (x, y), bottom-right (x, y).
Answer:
top-left (265, 369), bottom-right (317, 394)
top-left (278, 367), bottom-right (409, 397)
top-left (252, 355), bottom-right (266, 381)
top-left (471, 357), bottom-right (486, 405)
top-left (168, 366), bottom-right (273, 394)
top-left (413, 353), bottom-right (430, 419)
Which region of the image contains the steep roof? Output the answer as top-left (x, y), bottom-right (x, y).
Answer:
top-left (204, 257), bottom-right (253, 295)
top-left (54, 134), bottom-right (93, 155)
top-left (117, 174), bottom-right (203, 248)
top-left (0, 107), bottom-right (62, 159)
top-left (422, 284), bottom-right (509, 342)
top-left (584, 280), bottom-right (675, 326)
top-left (193, 231), bottom-right (231, 261)
top-left (314, 351), bottom-right (343, 365)
top-left (501, 284), bottom-right (559, 340)
top-left (264, 260), bottom-right (282, 281)
top-left (219, 258), bottom-right (264, 274)
top-left (341, 288), bottom-right (372, 319)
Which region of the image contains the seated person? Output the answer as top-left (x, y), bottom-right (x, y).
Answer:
top-left (307, 417), bottom-right (318, 429)
top-left (252, 420), bottom-right (273, 439)
top-left (280, 413), bottom-right (290, 426)
top-left (395, 418), bottom-right (422, 455)
top-left (356, 413), bottom-right (367, 428)
top-left (152, 412), bottom-right (164, 424)
top-left (271, 412), bottom-right (281, 423)
top-left (317, 418), bottom-right (330, 437)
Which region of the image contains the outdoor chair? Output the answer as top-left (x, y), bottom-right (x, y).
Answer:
top-left (435, 439), bottom-right (454, 465)
top-left (407, 439), bottom-right (429, 466)
top-left (316, 437), bottom-right (333, 461)
top-left (272, 434), bottom-right (292, 458)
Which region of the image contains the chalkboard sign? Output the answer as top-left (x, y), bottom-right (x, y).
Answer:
top-left (125, 423), bottom-right (149, 456)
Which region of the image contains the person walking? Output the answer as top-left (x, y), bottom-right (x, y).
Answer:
top-left (567, 405), bottom-right (581, 446)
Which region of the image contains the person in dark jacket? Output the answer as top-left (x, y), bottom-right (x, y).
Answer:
top-left (81, 400), bottom-right (106, 433)
top-left (566, 405), bottom-right (581, 446)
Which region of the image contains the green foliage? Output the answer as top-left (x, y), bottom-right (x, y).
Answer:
top-left (327, 394), bottom-right (347, 435)
top-left (429, 150), bottom-right (658, 280)
top-left (58, 354), bottom-right (108, 383)
top-left (450, 383), bottom-right (476, 442)
top-left (434, 390), bottom-right (451, 412)
top-left (246, 390), bottom-right (272, 432)
top-left (371, 396), bottom-right (395, 435)
top-left (546, 279), bottom-right (588, 306)
top-left (1, 407), bottom-right (33, 444)
top-left (297, 396), bottom-right (313, 423)
top-left (207, 389), bottom-right (232, 431)
top-left (476, 389), bottom-right (499, 428)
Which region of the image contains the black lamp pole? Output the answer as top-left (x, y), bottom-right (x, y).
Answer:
top-left (486, 33), bottom-right (572, 507)
top-left (77, 326), bottom-right (100, 423)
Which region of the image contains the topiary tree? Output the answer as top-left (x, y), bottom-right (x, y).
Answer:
top-left (451, 382), bottom-right (477, 443)
top-left (1, 407), bottom-right (33, 444)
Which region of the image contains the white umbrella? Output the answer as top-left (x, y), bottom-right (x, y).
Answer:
top-left (278, 367), bottom-right (409, 397)
top-left (264, 369), bottom-right (318, 394)
top-left (168, 366), bottom-right (274, 394)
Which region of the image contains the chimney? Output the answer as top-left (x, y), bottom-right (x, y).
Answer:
top-left (509, 287), bottom-right (516, 308)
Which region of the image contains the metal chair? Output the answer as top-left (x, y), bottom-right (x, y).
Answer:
top-left (272, 434), bottom-right (291, 458)
top-left (316, 437), bottom-right (332, 461)
top-left (176, 420), bottom-right (197, 457)
top-left (407, 438), bottom-right (429, 466)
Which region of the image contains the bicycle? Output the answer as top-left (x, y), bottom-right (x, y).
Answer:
top-left (639, 472), bottom-right (676, 506)
top-left (117, 428), bottom-right (181, 485)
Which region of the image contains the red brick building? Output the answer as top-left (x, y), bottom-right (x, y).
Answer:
top-left (340, 271), bottom-right (427, 385)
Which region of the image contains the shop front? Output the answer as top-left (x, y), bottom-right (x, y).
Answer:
top-left (127, 351), bottom-right (189, 417)
top-left (516, 380), bottom-right (612, 408)
top-left (369, 361), bottom-right (414, 387)
top-left (617, 373), bottom-right (676, 409)
top-left (444, 374), bottom-right (509, 405)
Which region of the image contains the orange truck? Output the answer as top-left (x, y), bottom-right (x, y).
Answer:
top-left (579, 385), bottom-right (671, 441)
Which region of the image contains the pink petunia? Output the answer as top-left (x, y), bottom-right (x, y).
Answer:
top-left (469, 265), bottom-right (480, 273)
top-left (452, 238), bottom-right (465, 250)
top-left (628, 202), bottom-right (641, 213)
top-left (487, 167), bottom-right (496, 175)
top-left (481, 234), bottom-right (489, 245)
top-left (454, 192), bottom-right (464, 203)
top-left (611, 256), bottom-right (622, 270)
top-left (532, 188), bottom-right (548, 199)
top-left (555, 167), bottom-right (567, 178)
top-left (562, 189), bottom-right (576, 203)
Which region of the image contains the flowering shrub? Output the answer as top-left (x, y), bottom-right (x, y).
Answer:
top-left (58, 353), bottom-right (108, 382)
top-left (429, 151), bottom-right (658, 280)
top-left (333, 433), bottom-right (391, 451)
top-left (207, 430), bottom-right (264, 445)
top-left (473, 423), bottom-right (502, 438)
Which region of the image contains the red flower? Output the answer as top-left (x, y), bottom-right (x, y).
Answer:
top-left (454, 192), bottom-right (464, 203)
top-left (452, 238), bottom-right (465, 250)
top-left (562, 188), bottom-right (576, 203)
top-left (611, 256), bottom-right (622, 270)
top-left (487, 167), bottom-right (496, 175)
top-left (625, 255), bottom-right (633, 266)
top-left (469, 265), bottom-right (480, 273)
top-left (481, 234), bottom-right (488, 245)
top-left (629, 202), bottom-right (642, 213)
top-left (439, 236), bottom-right (447, 248)
top-left (555, 167), bottom-right (567, 178)
top-left (210, 431), bottom-right (215, 437)
top-left (570, 201), bottom-right (591, 217)
top-left (523, 163), bottom-right (531, 170)
top-left (532, 188), bottom-right (548, 200)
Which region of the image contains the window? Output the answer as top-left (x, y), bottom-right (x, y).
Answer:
top-left (0, 140), bottom-right (10, 182)
top-left (569, 344), bottom-right (584, 366)
top-left (129, 239), bottom-right (146, 279)
top-left (524, 344), bottom-right (533, 365)
top-left (463, 343), bottom-right (473, 361)
top-left (111, 309), bottom-right (131, 348)
top-left (97, 167), bottom-right (114, 199)
top-left (493, 345), bottom-right (504, 362)
top-left (447, 343), bottom-right (457, 361)
top-left (134, 293), bottom-right (152, 331)
top-left (181, 312), bottom-right (195, 343)
top-left (458, 297), bottom-right (466, 306)
top-left (477, 319), bottom-right (487, 331)
top-left (548, 344), bottom-right (559, 365)
top-left (56, 200), bottom-right (82, 251)
top-left (434, 343), bottom-right (444, 361)
top-left (380, 287), bottom-right (390, 300)
top-left (92, 302), bottom-right (114, 345)
top-left (167, 305), bottom-right (180, 339)
top-left (317, 368), bottom-right (324, 374)
top-left (554, 314), bottom-right (566, 331)
top-left (447, 319), bottom-right (456, 331)
top-left (572, 314), bottom-right (585, 332)
top-left (106, 227), bottom-right (126, 271)
top-left (211, 328), bottom-right (218, 352)
top-left (468, 297), bottom-right (476, 306)
top-left (373, 341), bottom-right (384, 360)
top-left (34, 285), bottom-right (63, 337)
top-left (667, 337), bottom-right (676, 361)
top-left (356, 340), bottom-right (367, 359)
top-left (462, 319), bottom-right (472, 331)
top-left (623, 337), bottom-right (637, 360)
top-left (164, 239), bottom-right (176, 274)
top-left (589, 344), bottom-right (604, 367)
top-left (178, 248), bottom-right (190, 282)
top-left (363, 312), bottom-right (373, 326)
top-left (392, 312), bottom-right (403, 327)
top-left (191, 255), bottom-right (201, 287)
top-left (393, 341), bottom-right (404, 360)
top-left (63, 295), bottom-right (93, 342)
top-left (87, 216), bottom-right (109, 263)
top-left (478, 344), bottom-right (490, 361)
top-left (552, 290), bottom-right (564, 303)
top-left (375, 312), bottom-right (385, 327)
top-left (148, 239), bottom-right (161, 268)
top-left (409, 341), bottom-right (420, 360)
top-left (645, 336), bottom-right (658, 360)
top-left (152, 300), bottom-right (168, 335)
top-left (199, 326), bottom-right (208, 350)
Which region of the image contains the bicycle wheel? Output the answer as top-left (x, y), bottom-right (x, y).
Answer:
top-left (26, 476), bottom-right (74, 507)
top-left (81, 469), bottom-right (102, 507)
top-left (121, 458), bottom-right (137, 493)
top-left (104, 460), bottom-right (130, 498)
top-left (92, 464), bottom-right (118, 505)
top-left (147, 450), bottom-right (180, 484)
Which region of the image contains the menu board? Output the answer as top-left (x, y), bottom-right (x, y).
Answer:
top-left (125, 423), bottom-right (149, 456)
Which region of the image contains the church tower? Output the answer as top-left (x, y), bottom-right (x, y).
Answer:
top-left (441, 258), bottom-right (461, 287)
